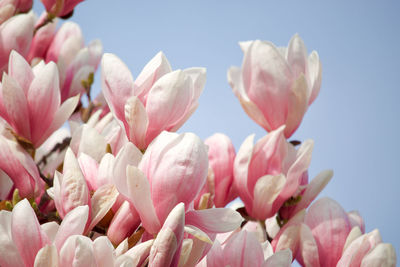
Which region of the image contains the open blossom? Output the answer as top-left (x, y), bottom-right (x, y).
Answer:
top-left (228, 34), bottom-right (322, 138)
top-left (101, 52), bottom-right (206, 149)
top-left (0, 50), bottom-right (79, 147)
top-left (295, 197), bottom-right (396, 267)
top-left (234, 126), bottom-right (329, 221)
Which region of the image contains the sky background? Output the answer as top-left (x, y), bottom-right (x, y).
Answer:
top-left (34, 0), bottom-right (400, 260)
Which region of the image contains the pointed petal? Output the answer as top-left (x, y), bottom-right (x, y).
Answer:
top-left (307, 51), bottom-right (322, 105)
top-left (124, 95), bottom-right (148, 149)
top-left (88, 184), bottom-right (119, 231)
top-left (93, 236), bottom-right (115, 267)
top-left (28, 61), bottom-right (60, 145)
top-left (2, 73), bottom-right (31, 139)
top-left (54, 205), bottom-right (89, 251)
top-left (252, 174), bottom-right (286, 220)
top-left (12, 199), bottom-right (50, 267)
top-left (125, 165), bottom-right (161, 234)
top-left (8, 50), bottom-right (34, 95)
top-left (134, 51), bottom-right (172, 101)
top-left (101, 53), bottom-right (134, 123)
top-left (185, 208), bottom-right (243, 234)
top-left (36, 94), bottom-right (79, 147)
top-left (224, 231), bottom-right (264, 267)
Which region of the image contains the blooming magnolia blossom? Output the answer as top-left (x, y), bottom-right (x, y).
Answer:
top-left (101, 52), bottom-right (206, 149)
top-left (0, 51), bottom-right (80, 148)
top-left (228, 34), bottom-right (322, 138)
top-left (234, 126), bottom-right (331, 221)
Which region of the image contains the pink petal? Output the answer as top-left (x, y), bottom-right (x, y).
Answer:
top-left (252, 174), bottom-right (286, 220)
top-left (286, 34), bottom-right (308, 82)
top-left (360, 243), bottom-right (396, 267)
top-left (228, 65), bottom-right (272, 131)
top-left (307, 51), bottom-right (322, 105)
top-left (233, 134), bottom-right (255, 209)
top-left (87, 184), bottom-right (119, 231)
top-left (59, 235), bottom-right (96, 267)
top-left (78, 153), bottom-right (99, 191)
top-left (125, 165), bottom-right (161, 234)
top-left (297, 224), bottom-right (320, 267)
top-left (124, 95), bottom-right (148, 149)
top-left (2, 73), bottom-right (31, 139)
top-left (0, 210), bottom-right (24, 267)
top-left (284, 74), bottom-right (308, 137)
top-left (185, 208), bottom-right (243, 234)
top-left (263, 249), bottom-right (292, 267)
top-left (206, 240), bottom-right (224, 267)
top-left (291, 169), bottom-right (333, 216)
top-left (107, 201), bottom-right (140, 245)
top-left (223, 231), bottom-right (265, 267)
top-left (134, 51), bottom-right (172, 103)
top-left (36, 94), bottom-right (79, 147)
top-left (54, 205), bottom-right (89, 251)
top-left (101, 53), bottom-right (134, 123)
top-left (93, 236), bottom-right (115, 267)
top-left (11, 199), bottom-right (50, 267)
top-left (347, 210), bottom-right (365, 234)
top-left (8, 50), bottom-right (33, 95)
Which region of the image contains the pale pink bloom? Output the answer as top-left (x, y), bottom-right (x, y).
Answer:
top-left (0, 12), bottom-right (34, 77)
top-left (203, 230), bottom-right (292, 267)
top-left (294, 197), bottom-right (396, 267)
top-left (113, 132), bottom-right (242, 242)
top-left (228, 34), bottom-right (322, 138)
top-left (50, 148), bottom-right (119, 233)
top-left (0, 51), bottom-right (80, 148)
top-left (101, 52), bottom-right (206, 149)
top-left (337, 228), bottom-right (396, 267)
top-left (195, 133), bottom-right (236, 208)
top-left (0, 199), bottom-right (91, 267)
top-left (45, 21), bottom-right (102, 102)
top-left (41, 0), bottom-right (84, 17)
top-left (0, 126), bottom-right (44, 198)
top-left (234, 126), bottom-right (327, 220)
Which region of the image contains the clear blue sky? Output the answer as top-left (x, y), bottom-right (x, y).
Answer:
top-left (34, 0), bottom-right (400, 257)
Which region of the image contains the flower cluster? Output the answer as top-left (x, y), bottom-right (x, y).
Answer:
top-left (0, 1), bottom-right (396, 267)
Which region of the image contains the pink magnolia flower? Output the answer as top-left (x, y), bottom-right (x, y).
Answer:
top-left (113, 131), bottom-right (242, 242)
top-left (0, 12), bottom-right (34, 77)
top-left (228, 34), bottom-right (322, 138)
top-left (41, 0), bottom-right (84, 17)
top-left (203, 230), bottom-right (292, 267)
top-left (0, 51), bottom-right (80, 148)
top-left (49, 148), bottom-right (119, 233)
top-left (44, 21), bottom-right (102, 102)
top-left (295, 197), bottom-right (396, 267)
top-left (195, 133), bottom-right (236, 208)
top-left (0, 199), bottom-right (92, 267)
top-left (234, 126), bottom-right (327, 221)
top-left (101, 52), bottom-right (206, 149)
